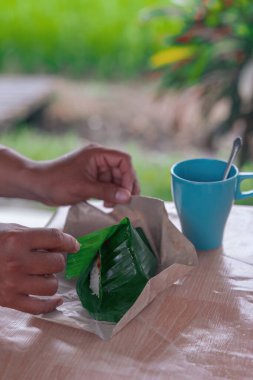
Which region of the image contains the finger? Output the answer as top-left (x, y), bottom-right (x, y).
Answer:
top-left (112, 167), bottom-right (122, 181)
top-left (116, 156), bottom-right (137, 194)
top-left (89, 182), bottom-right (131, 204)
top-left (100, 167), bottom-right (139, 199)
top-left (98, 151), bottom-right (136, 193)
top-left (132, 177), bottom-right (141, 195)
top-left (21, 229), bottom-right (80, 252)
top-left (13, 295), bottom-right (63, 315)
top-left (98, 169), bottom-right (123, 189)
top-left (98, 170), bottom-right (112, 183)
top-left (24, 252), bottom-right (66, 275)
top-left (17, 274), bottom-right (59, 296)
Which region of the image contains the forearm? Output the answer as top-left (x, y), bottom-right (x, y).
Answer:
top-left (0, 146), bottom-right (44, 201)
top-left (0, 144), bottom-right (139, 207)
top-left (0, 145), bottom-right (88, 206)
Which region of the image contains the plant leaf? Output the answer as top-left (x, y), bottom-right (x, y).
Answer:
top-left (151, 46), bottom-right (196, 68)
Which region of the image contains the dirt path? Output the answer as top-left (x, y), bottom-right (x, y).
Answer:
top-left (42, 77), bottom-right (215, 155)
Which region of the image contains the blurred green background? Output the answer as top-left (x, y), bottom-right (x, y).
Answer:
top-left (0, 0), bottom-right (169, 77)
top-left (0, 0), bottom-right (177, 203)
top-left (1, 0), bottom-right (253, 205)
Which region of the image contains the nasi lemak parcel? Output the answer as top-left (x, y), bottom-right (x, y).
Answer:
top-left (65, 217), bottom-right (158, 323)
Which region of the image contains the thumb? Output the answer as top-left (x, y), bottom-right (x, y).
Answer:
top-left (91, 183), bottom-right (131, 204)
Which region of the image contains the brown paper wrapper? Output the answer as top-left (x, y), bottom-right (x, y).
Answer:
top-left (38, 196), bottom-right (198, 340)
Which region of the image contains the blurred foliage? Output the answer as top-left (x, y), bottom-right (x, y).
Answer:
top-left (0, 0), bottom-right (170, 78)
top-left (148, 0), bottom-right (253, 164)
top-left (126, 143), bottom-right (181, 200)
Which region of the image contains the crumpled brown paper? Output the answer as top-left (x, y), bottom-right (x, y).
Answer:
top-left (38, 196), bottom-right (198, 340)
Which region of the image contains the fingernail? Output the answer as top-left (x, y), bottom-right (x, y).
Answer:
top-left (65, 233), bottom-right (80, 252)
top-left (115, 189), bottom-right (130, 202)
top-left (74, 240), bottom-right (80, 251)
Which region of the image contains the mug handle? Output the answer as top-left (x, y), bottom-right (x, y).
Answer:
top-left (235, 172), bottom-right (253, 200)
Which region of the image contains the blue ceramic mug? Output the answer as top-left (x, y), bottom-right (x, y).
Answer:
top-left (171, 158), bottom-right (253, 251)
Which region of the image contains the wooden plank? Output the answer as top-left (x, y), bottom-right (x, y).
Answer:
top-left (0, 75), bottom-right (53, 128)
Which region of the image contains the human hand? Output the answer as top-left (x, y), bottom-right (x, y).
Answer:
top-left (32, 145), bottom-right (140, 207)
top-left (0, 223), bottom-right (79, 314)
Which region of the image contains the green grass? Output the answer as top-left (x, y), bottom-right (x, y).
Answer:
top-left (0, 0), bottom-right (169, 78)
top-left (126, 143), bottom-right (182, 201)
top-left (236, 162), bottom-right (253, 206)
top-left (0, 127), bottom-right (81, 160)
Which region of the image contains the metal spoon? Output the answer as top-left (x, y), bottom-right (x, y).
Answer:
top-left (222, 136), bottom-right (243, 180)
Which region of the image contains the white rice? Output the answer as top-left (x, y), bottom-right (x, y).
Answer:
top-left (89, 256), bottom-right (100, 297)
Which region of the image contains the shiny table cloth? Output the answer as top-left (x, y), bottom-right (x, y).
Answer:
top-left (0, 203), bottom-right (253, 380)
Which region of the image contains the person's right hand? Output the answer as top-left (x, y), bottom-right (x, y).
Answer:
top-left (0, 223), bottom-right (79, 314)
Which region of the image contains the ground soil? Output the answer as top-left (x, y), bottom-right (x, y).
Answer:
top-left (40, 77), bottom-right (239, 158)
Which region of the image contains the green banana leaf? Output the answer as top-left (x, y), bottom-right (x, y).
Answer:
top-left (65, 217), bottom-right (158, 323)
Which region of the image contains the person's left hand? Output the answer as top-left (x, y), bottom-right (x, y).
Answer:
top-left (30, 144), bottom-right (140, 207)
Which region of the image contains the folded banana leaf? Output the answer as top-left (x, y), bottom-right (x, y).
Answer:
top-left (65, 217), bottom-right (157, 323)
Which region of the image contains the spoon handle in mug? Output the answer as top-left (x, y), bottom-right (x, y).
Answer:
top-left (223, 137), bottom-right (243, 180)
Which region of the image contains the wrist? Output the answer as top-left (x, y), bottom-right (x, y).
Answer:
top-left (0, 146), bottom-right (45, 201)
top-left (16, 160), bottom-right (44, 202)
top-left (0, 146), bottom-right (57, 204)
top-left (19, 161), bottom-right (54, 204)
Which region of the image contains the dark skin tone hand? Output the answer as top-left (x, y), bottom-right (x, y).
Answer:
top-left (0, 224), bottom-right (79, 314)
top-left (32, 144), bottom-right (140, 207)
top-left (0, 144), bottom-right (140, 314)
